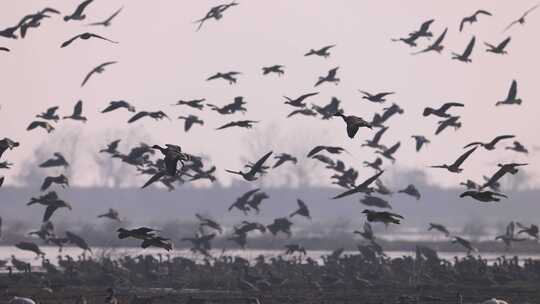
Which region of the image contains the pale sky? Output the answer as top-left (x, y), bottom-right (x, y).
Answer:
top-left (0, 0), bottom-right (538, 189)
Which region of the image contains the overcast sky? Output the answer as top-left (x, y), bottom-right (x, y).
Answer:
top-left (0, 0), bottom-right (538, 189)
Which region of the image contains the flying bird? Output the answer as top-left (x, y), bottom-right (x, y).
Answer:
top-left (27, 121), bottom-right (55, 133)
top-left (464, 135), bottom-right (515, 150)
top-left (398, 184), bottom-right (421, 200)
top-left (36, 106), bottom-right (60, 122)
top-left (332, 171), bottom-right (384, 200)
top-left (411, 135), bottom-right (430, 152)
top-left (428, 223), bottom-right (450, 237)
top-left (451, 236), bottom-right (477, 254)
top-left (39, 153), bottom-right (69, 168)
top-left (98, 208), bottom-right (121, 221)
top-left (423, 102), bottom-right (464, 118)
top-left (359, 90), bottom-right (394, 103)
top-left (375, 142), bottom-right (400, 163)
top-left (362, 127), bottom-right (388, 150)
top-left (262, 65), bottom-right (285, 76)
top-left (304, 44), bottom-right (336, 58)
top-left (63, 100), bottom-right (87, 122)
top-left (360, 195), bottom-right (392, 209)
top-left (460, 190), bottom-right (507, 202)
top-left (64, 0), bottom-right (94, 22)
top-left (178, 115), bottom-right (204, 132)
top-left (61, 32), bottom-right (117, 48)
top-left (128, 111), bottom-right (169, 123)
top-left (412, 28), bottom-right (448, 55)
top-left (283, 92), bottom-right (318, 108)
top-left (451, 36), bottom-right (475, 63)
top-left (206, 71), bottom-right (241, 85)
top-left (430, 147), bottom-right (477, 173)
top-left (101, 100), bottom-right (136, 113)
top-left (272, 153), bottom-right (297, 168)
top-left (289, 199), bottom-right (311, 219)
top-left (460, 10), bottom-right (492, 32)
top-left (506, 141), bottom-right (528, 154)
top-left (362, 209), bottom-right (403, 227)
top-left (194, 1), bottom-right (238, 31)
top-left (503, 4), bottom-right (540, 32)
top-left (87, 6), bottom-right (123, 27)
top-left (41, 174), bottom-right (69, 192)
top-left (81, 61), bottom-right (117, 87)
top-left (334, 112), bottom-right (372, 139)
top-left (0, 138), bottom-right (19, 160)
top-left (307, 146), bottom-right (347, 158)
top-left (0, 47), bottom-right (9, 52)
top-left (287, 108), bottom-right (317, 118)
top-left (216, 120), bottom-right (258, 130)
top-left (435, 116), bottom-right (461, 135)
top-left (173, 99), bottom-right (206, 110)
top-left (226, 151), bottom-right (273, 181)
top-left (314, 67), bottom-right (339, 87)
top-left (482, 163), bottom-right (528, 190)
top-left (496, 80), bottom-right (521, 106)
top-left (485, 37), bottom-right (511, 55)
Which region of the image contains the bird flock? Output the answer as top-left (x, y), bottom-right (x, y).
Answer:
top-left (0, 0), bottom-right (538, 275)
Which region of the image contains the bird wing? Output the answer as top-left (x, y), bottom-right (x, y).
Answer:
top-left (490, 135), bottom-right (515, 146)
top-left (73, 100), bottom-right (83, 116)
top-left (297, 199), bottom-right (307, 210)
top-left (43, 205), bottom-right (58, 222)
top-left (475, 10), bottom-right (492, 16)
top-left (27, 121), bottom-right (42, 130)
top-left (320, 44), bottom-right (336, 52)
top-left (452, 147), bottom-right (477, 167)
top-left (46, 106), bottom-right (59, 115)
top-left (101, 103), bottom-right (119, 113)
top-left (129, 111), bottom-right (151, 123)
top-left (328, 67), bottom-right (339, 77)
top-left (434, 28), bottom-right (448, 45)
top-left (497, 36), bottom-right (511, 49)
top-left (358, 170), bottom-right (385, 189)
top-left (418, 19), bottom-right (434, 32)
top-left (459, 18), bottom-right (467, 32)
top-left (507, 79), bottom-right (518, 100)
top-left (372, 126), bottom-right (388, 144)
top-left (523, 3), bottom-right (540, 18)
top-left (41, 177), bottom-right (52, 191)
top-left (249, 151), bottom-right (273, 173)
top-left (297, 92), bottom-right (319, 102)
top-left (483, 168), bottom-right (506, 188)
top-left (104, 6), bottom-right (123, 23)
top-left (385, 141), bottom-right (401, 155)
top-left (216, 121), bottom-right (238, 130)
top-left (89, 33), bottom-right (118, 43)
top-left (307, 146), bottom-right (325, 158)
top-left (463, 36), bottom-right (476, 57)
top-left (81, 68), bottom-right (96, 87)
top-left (73, 0), bottom-right (93, 17)
top-left (440, 102), bottom-right (465, 113)
top-left (61, 34), bottom-right (81, 48)
top-left (346, 122), bottom-right (360, 139)
top-left (381, 211), bottom-right (404, 219)
top-left (142, 171), bottom-right (167, 189)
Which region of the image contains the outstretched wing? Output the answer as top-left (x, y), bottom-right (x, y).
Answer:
top-left (307, 146), bottom-right (325, 158)
top-left (452, 147), bottom-right (477, 167)
top-left (490, 135), bottom-right (515, 146)
top-left (73, 100), bottom-right (83, 116)
top-left (358, 170), bottom-right (385, 189)
top-left (463, 36), bottom-right (476, 57)
top-left (507, 80), bottom-right (518, 100)
top-left (61, 34), bottom-right (81, 48)
top-left (142, 171), bottom-right (167, 189)
top-left (440, 102), bottom-right (464, 112)
top-left (497, 37), bottom-right (511, 49)
top-left (250, 151), bottom-right (273, 173)
top-left (128, 111), bottom-right (148, 123)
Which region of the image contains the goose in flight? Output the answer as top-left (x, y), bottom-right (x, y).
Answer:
top-left (332, 170), bottom-right (383, 199)
top-left (262, 65), bottom-right (285, 76)
top-left (411, 135), bottom-right (430, 152)
top-left (37, 106), bottom-right (60, 122)
top-left (482, 163), bottom-right (528, 190)
top-left (27, 121), bottom-right (55, 133)
top-left (216, 120), bottom-right (258, 130)
top-left (359, 90), bottom-right (394, 103)
top-left (354, 222), bottom-right (375, 242)
top-left (194, 1), bottom-right (238, 31)
top-left (503, 4), bottom-right (540, 32)
top-left (117, 227), bottom-right (160, 240)
top-left (423, 102), bottom-right (464, 118)
top-left (451, 236), bottom-right (477, 254)
top-left (391, 33), bottom-right (421, 47)
top-left (81, 61), bottom-right (117, 87)
top-left (362, 127), bottom-right (388, 150)
top-left (313, 97), bottom-right (343, 119)
top-left (207, 96), bottom-right (247, 114)
top-left (15, 242), bottom-right (44, 257)
top-left (0, 138), bottom-right (19, 160)
top-left (63, 100), bottom-right (87, 122)
top-left (141, 236), bottom-right (172, 251)
top-left (128, 111), bottom-right (169, 123)
top-left (362, 209), bottom-right (403, 227)
top-left (506, 141), bottom-right (528, 154)
top-left (272, 153), bottom-right (297, 168)
top-left (412, 28), bottom-right (448, 55)
top-left (464, 135), bottom-right (515, 150)
top-left (398, 184), bottom-right (421, 200)
top-left (485, 37), bottom-right (511, 55)
top-left (39, 153), bottom-right (69, 168)
top-left (451, 36), bottom-right (475, 63)
top-left (496, 80), bottom-right (521, 106)
top-left (460, 10), bottom-right (492, 32)
top-left (88, 6), bottom-right (123, 27)
top-left (100, 139), bottom-right (121, 155)
top-left (287, 108), bottom-right (317, 118)
top-left (430, 147), bottom-right (477, 173)
top-left (334, 112), bottom-right (372, 139)
top-left (314, 67), bottom-right (339, 87)
top-left (101, 100), bottom-right (136, 113)
top-left (304, 44), bottom-right (336, 58)
top-left (43, 199), bottom-right (72, 222)
top-left (363, 157), bottom-right (383, 172)
top-left (246, 192), bottom-right (269, 214)
top-left (307, 145), bottom-right (346, 158)
top-left (428, 223), bottom-right (450, 237)
top-left (375, 179), bottom-right (392, 196)
top-left (18, 8), bottom-right (60, 39)
top-left (360, 195), bottom-right (392, 209)
top-left (196, 214), bottom-right (223, 234)
top-left (495, 222), bottom-right (526, 249)
top-left (410, 19), bottom-right (435, 39)
top-left (267, 217), bottom-right (293, 237)
top-left (98, 208), bottom-right (121, 221)
top-left (64, 0), bottom-right (93, 22)
top-left (290, 199), bottom-right (311, 219)
top-left (206, 71), bottom-right (241, 85)
top-left (61, 32), bottom-right (117, 48)
top-left (142, 144), bottom-right (190, 188)
top-left (173, 99), bottom-right (206, 110)
top-left (283, 92), bottom-right (318, 108)
top-left (435, 116), bottom-right (461, 135)
top-left (226, 151), bottom-right (273, 181)
top-left (375, 141), bottom-right (400, 163)
top-left (41, 174), bottom-right (69, 191)
top-left (372, 103), bottom-right (404, 127)
top-left (460, 190), bottom-right (507, 202)
top-left (178, 115), bottom-right (204, 132)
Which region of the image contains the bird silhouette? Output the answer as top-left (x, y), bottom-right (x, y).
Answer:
top-left (0, 138), bottom-right (19, 160)
top-left (482, 163), bottom-right (528, 190)
top-left (226, 151), bottom-right (273, 181)
top-left (506, 141), bottom-right (528, 154)
top-left (375, 142), bottom-right (400, 163)
top-left (39, 152), bottom-right (69, 168)
top-left (304, 44), bottom-right (336, 58)
top-left (451, 36), bottom-right (475, 62)
top-left (178, 115), bottom-right (204, 132)
top-left (334, 112), bottom-right (372, 139)
top-left (359, 90), bottom-right (394, 103)
top-left (460, 190), bottom-right (507, 202)
top-left (290, 199), bottom-right (311, 219)
top-left (398, 184), bottom-right (421, 200)
top-left (206, 71), bottom-right (241, 84)
top-left (27, 121), bottom-right (55, 133)
top-left (451, 236), bottom-right (477, 254)
top-left (496, 80), bottom-right (521, 105)
top-left (41, 174), bottom-right (69, 191)
top-left (314, 67), bottom-right (339, 87)
top-left (61, 32), bottom-right (117, 48)
top-left (464, 135), bottom-right (515, 150)
top-left (287, 108), bottom-right (317, 118)
top-left (81, 61), bottom-right (117, 87)
top-left (36, 106), bottom-right (60, 122)
top-left (435, 116), bottom-right (461, 135)
top-left (428, 223), bottom-right (450, 237)
top-left (194, 1), bottom-right (238, 31)
top-left (128, 111), bottom-right (169, 123)
top-left (485, 37), bottom-right (511, 55)
top-left (307, 146), bottom-right (347, 158)
top-left (411, 135), bottom-right (430, 152)
top-left (460, 10), bottom-right (492, 32)
top-left (64, 0), bottom-right (93, 22)
top-left (283, 92), bottom-right (319, 108)
top-left (272, 153), bottom-right (297, 168)
top-left (503, 4), bottom-right (539, 32)
top-left (216, 120), bottom-right (258, 130)
top-left (332, 171), bottom-right (384, 199)
top-left (360, 195), bottom-right (392, 209)
top-left (101, 100), bottom-right (136, 113)
top-left (362, 209), bottom-right (403, 227)
top-left (412, 28), bottom-right (448, 55)
top-left (98, 208), bottom-right (121, 221)
top-left (173, 98), bottom-right (206, 110)
top-left (430, 147), bottom-right (477, 173)
top-left (63, 100), bottom-right (87, 122)
top-left (362, 127), bottom-right (388, 150)
top-left (87, 7), bottom-right (123, 27)
top-left (423, 102), bottom-right (464, 118)
top-left (262, 65), bottom-right (285, 76)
